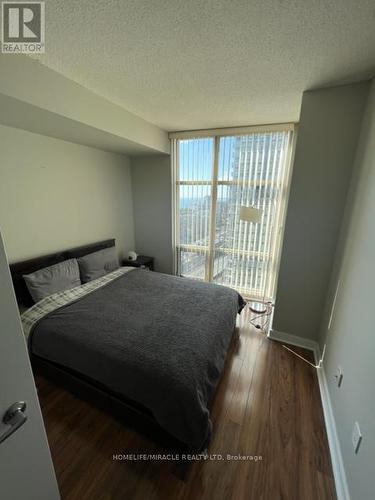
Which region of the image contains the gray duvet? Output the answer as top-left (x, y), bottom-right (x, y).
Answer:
top-left (30, 269), bottom-right (245, 449)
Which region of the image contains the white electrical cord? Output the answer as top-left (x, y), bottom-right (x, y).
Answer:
top-left (247, 301), bottom-right (324, 369)
top-left (281, 345), bottom-right (318, 368)
top-left (247, 302), bottom-right (321, 369)
top-left (281, 343), bottom-right (326, 369)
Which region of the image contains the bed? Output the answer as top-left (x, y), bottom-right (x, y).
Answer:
top-left (10, 239), bottom-right (245, 451)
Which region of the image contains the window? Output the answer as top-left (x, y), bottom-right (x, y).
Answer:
top-left (171, 125), bottom-right (295, 300)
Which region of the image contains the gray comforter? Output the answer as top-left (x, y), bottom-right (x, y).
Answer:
top-left (30, 269), bottom-right (245, 449)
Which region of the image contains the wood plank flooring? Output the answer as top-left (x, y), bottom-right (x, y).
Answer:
top-left (34, 307), bottom-right (336, 500)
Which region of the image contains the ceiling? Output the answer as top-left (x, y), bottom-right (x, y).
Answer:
top-left (35, 0), bottom-right (375, 131)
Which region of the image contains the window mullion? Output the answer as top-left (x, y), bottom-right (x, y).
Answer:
top-left (206, 136), bottom-right (220, 282)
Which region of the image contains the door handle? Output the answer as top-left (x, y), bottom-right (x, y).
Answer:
top-left (0, 402), bottom-right (27, 444)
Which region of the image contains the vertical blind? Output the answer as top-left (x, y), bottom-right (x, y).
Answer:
top-left (171, 125), bottom-right (294, 300)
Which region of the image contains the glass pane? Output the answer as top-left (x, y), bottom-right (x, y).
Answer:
top-left (177, 138), bottom-right (213, 280)
top-left (213, 254), bottom-right (266, 296)
top-left (174, 130), bottom-right (292, 298)
top-left (213, 132), bottom-right (286, 298)
top-left (180, 248), bottom-right (207, 280)
top-left (179, 138), bottom-right (214, 181)
top-left (218, 133), bottom-right (284, 181)
top-left (178, 184), bottom-right (211, 247)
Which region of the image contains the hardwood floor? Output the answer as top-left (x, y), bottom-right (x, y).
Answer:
top-left (34, 307), bottom-right (336, 500)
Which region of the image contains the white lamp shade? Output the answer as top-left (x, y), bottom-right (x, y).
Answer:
top-left (239, 205), bottom-right (263, 224)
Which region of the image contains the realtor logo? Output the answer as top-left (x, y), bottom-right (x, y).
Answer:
top-left (1, 2), bottom-right (45, 53)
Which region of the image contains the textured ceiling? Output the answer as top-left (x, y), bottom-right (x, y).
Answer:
top-left (35, 0), bottom-right (375, 131)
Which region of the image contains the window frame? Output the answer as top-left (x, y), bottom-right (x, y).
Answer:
top-left (170, 123), bottom-right (297, 300)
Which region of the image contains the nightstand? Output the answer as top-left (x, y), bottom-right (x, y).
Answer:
top-left (122, 255), bottom-right (154, 271)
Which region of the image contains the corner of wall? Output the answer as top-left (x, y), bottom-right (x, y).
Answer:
top-left (273, 81), bottom-right (370, 344)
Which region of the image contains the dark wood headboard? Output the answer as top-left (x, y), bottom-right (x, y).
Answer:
top-left (9, 239), bottom-right (115, 307)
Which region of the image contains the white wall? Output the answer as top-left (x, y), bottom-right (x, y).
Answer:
top-left (0, 124), bottom-right (134, 262)
top-left (273, 82), bottom-right (369, 340)
top-left (319, 79), bottom-right (375, 500)
top-left (131, 155), bottom-right (173, 274)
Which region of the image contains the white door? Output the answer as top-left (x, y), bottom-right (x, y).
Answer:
top-left (0, 231), bottom-right (60, 500)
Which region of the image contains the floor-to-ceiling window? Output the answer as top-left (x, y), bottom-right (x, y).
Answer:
top-left (171, 125), bottom-right (295, 300)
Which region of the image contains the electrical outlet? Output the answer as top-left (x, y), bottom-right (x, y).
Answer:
top-left (334, 366), bottom-right (343, 387)
top-left (352, 422), bottom-right (362, 454)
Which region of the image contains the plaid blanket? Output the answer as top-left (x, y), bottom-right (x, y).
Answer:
top-left (21, 267), bottom-right (135, 339)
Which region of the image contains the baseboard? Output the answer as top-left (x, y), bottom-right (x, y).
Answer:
top-left (268, 329), bottom-right (320, 362)
top-left (316, 354), bottom-right (350, 500)
top-left (268, 329), bottom-right (350, 500)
